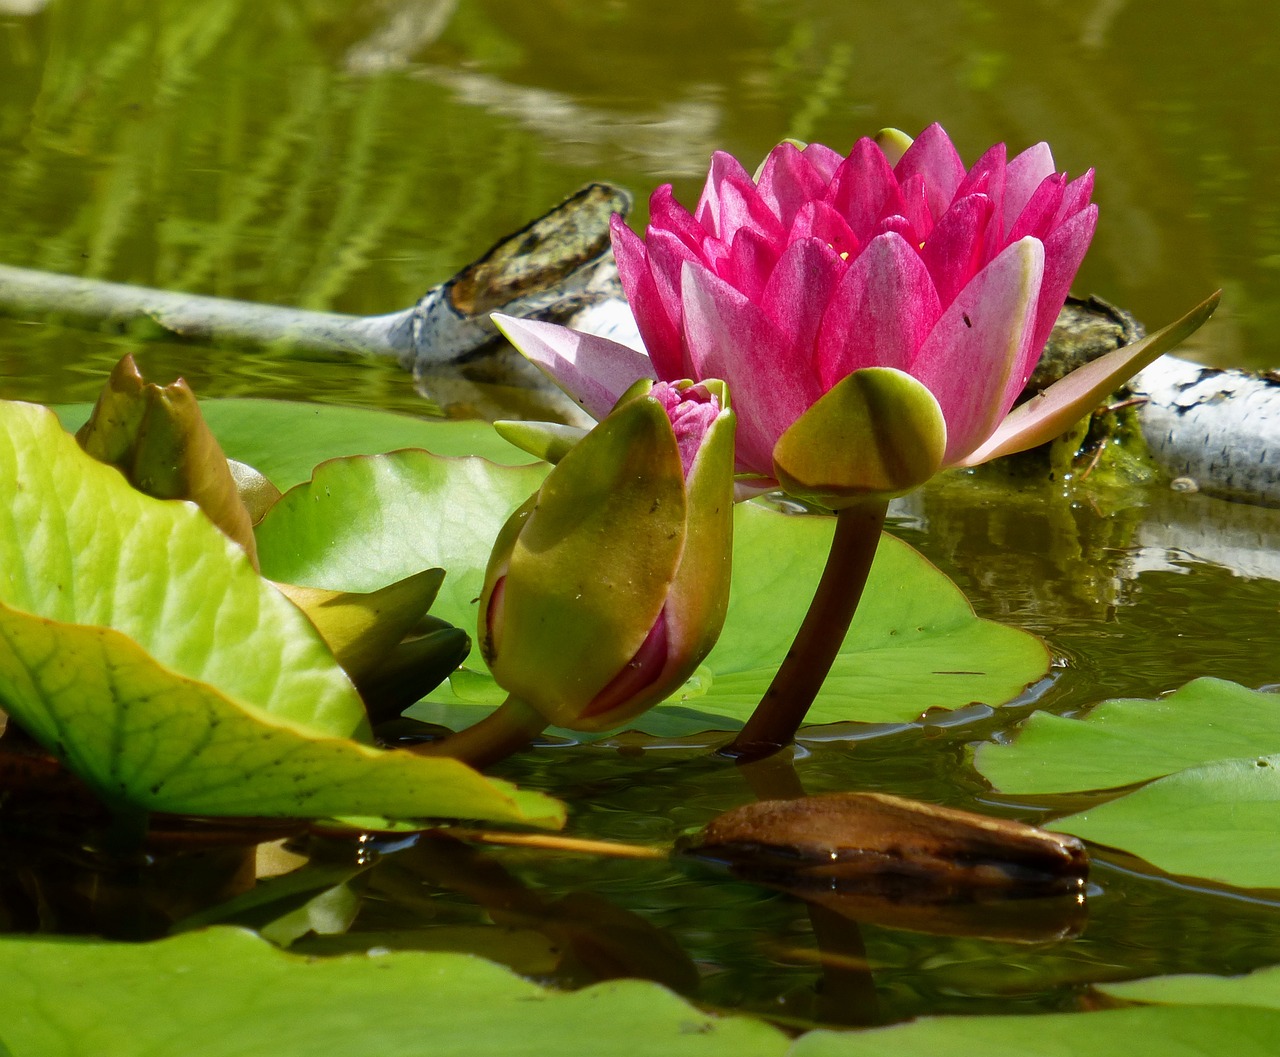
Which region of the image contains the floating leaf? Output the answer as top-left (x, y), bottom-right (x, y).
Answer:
top-left (258, 446), bottom-right (1047, 735)
top-left (57, 398), bottom-right (533, 488)
top-left (790, 1006), bottom-right (1280, 1056)
top-left (254, 449), bottom-right (549, 629)
top-left (1102, 962), bottom-right (1280, 1009)
top-left (1049, 754), bottom-right (1280, 890)
top-left (974, 678), bottom-right (1280, 794)
top-left (0, 400), bottom-right (560, 826)
top-left (0, 927), bottom-right (789, 1057)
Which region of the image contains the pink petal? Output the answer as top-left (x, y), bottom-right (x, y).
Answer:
top-left (959, 291), bottom-right (1220, 467)
top-left (716, 176), bottom-right (786, 245)
top-left (910, 237), bottom-right (1044, 464)
top-left (720, 226), bottom-right (778, 303)
top-left (874, 213), bottom-right (922, 245)
top-left (680, 261), bottom-right (820, 475)
top-left (1053, 169), bottom-right (1095, 227)
top-left (788, 200), bottom-right (860, 260)
top-left (761, 236), bottom-right (844, 363)
top-left (919, 193), bottom-right (995, 309)
top-left (802, 142), bottom-right (844, 182)
top-left (826, 137), bottom-right (908, 244)
top-left (1004, 142), bottom-right (1056, 238)
top-left (955, 143), bottom-right (1007, 247)
top-left (611, 216), bottom-right (683, 378)
top-left (645, 226), bottom-right (705, 376)
top-left (493, 314), bottom-right (657, 421)
top-left (694, 151), bottom-right (757, 236)
top-left (894, 123), bottom-right (966, 221)
top-left (817, 231), bottom-right (942, 389)
top-left (1007, 172), bottom-right (1065, 243)
top-left (756, 141), bottom-right (829, 229)
top-left (897, 173), bottom-right (935, 242)
top-left (1025, 203), bottom-right (1099, 367)
top-left (648, 184), bottom-right (707, 255)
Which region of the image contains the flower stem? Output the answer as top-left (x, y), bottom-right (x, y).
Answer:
top-left (721, 500), bottom-right (888, 762)
top-left (410, 696), bottom-right (548, 769)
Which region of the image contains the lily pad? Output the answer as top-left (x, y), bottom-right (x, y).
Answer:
top-left (790, 1006), bottom-right (1280, 1056)
top-left (256, 447), bottom-right (1047, 735)
top-left (974, 678), bottom-right (1280, 794)
top-left (56, 398), bottom-right (532, 488)
top-left (1101, 962), bottom-right (1280, 1009)
top-left (0, 399), bottom-right (560, 826)
top-left (1049, 754), bottom-right (1280, 890)
top-left (0, 927), bottom-right (789, 1057)
top-left (254, 449), bottom-right (550, 631)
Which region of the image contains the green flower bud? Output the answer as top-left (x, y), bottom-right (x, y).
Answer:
top-left (479, 379), bottom-right (735, 732)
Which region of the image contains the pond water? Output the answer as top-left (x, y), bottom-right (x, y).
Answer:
top-left (2, 0), bottom-right (1280, 1036)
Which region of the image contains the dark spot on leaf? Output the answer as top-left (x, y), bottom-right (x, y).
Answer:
top-left (963, 313), bottom-right (973, 328)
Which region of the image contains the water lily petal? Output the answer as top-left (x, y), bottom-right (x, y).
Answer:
top-left (681, 260), bottom-right (817, 474)
top-left (827, 137), bottom-right (908, 244)
top-left (721, 226), bottom-right (778, 303)
top-left (818, 232), bottom-right (941, 389)
top-left (894, 122), bottom-right (966, 221)
top-left (802, 141), bottom-right (844, 182)
top-left (1054, 168), bottom-right (1095, 226)
top-left (788, 200), bottom-right (860, 260)
top-left (1026, 203), bottom-right (1100, 366)
top-left (716, 176), bottom-right (787, 246)
top-left (647, 184), bottom-right (707, 256)
top-left (756, 141), bottom-right (830, 229)
top-left (919, 193), bottom-right (995, 308)
top-left (1008, 172), bottom-right (1066, 243)
top-left (956, 142), bottom-right (1008, 245)
top-left (493, 314), bottom-right (657, 421)
top-left (762, 236), bottom-right (844, 362)
top-left (1004, 142), bottom-right (1057, 237)
top-left (911, 237), bottom-right (1044, 464)
top-left (897, 173), bottom-right (935, 242)
top-left (610, 217), bottom-right (682, 376)
top-left (958, 291), bottom-right (1221, 466)
top-left (645, 226), bottom-right (704, 373)
top-left (694, 150), bottom-right (757, 236)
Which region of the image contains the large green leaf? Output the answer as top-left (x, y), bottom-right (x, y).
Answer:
top-left (1048, 754), bottom-right (1280, 889)
top-left (254, 449), bottom-right (549, 631)
top-left (0, 927), bottom-right (789, 1057)
top-left (790, 1006), bottom-right (1280, 1056)
top-left (974, 679), bottom-right (1280, 794)
top-left (973, 680), bottom-right (1280, 890)
top-left (256, 449), bottom-right (1048, 736)
top-left (57, 398), bottom-right (532, 488)
top-left (0, 399), bottom-right (560, 826)
top-left (1102, 962), bottom-right (1280, 1009)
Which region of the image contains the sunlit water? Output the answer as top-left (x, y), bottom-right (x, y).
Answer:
top-left (1, 0), bottom-right (1279, 1031)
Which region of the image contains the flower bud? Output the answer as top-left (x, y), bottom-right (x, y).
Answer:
top-left (479, 378), bottom-right (735, 732)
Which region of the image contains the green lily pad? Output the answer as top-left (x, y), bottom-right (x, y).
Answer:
top-left (1049, 754), bottom-right (1280, 889)
top-left (57, 398), bottom-right (532, 488)
top-left (254, 449), bottom-right (549, 632)
top-left (256, 447), bottom-right (1047, 735)
top-left (1101, 962), bottom-right (1280, 1009)
top-left (790, 1006), bottom-right (1280, 1056)
top-left (974, 679), bottom-right (1280, 794)
top-left (0, 399), bottom-right (559, 826)
top-left (0, 927), bottom-right (789, 1057)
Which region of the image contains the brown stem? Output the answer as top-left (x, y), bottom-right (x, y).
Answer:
top-left (722, 501), bottom-right (888, 763)
top-left (410, 696), bottom-right (548, 769)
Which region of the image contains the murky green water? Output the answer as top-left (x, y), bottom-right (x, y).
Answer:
top-left (2, 0), bottom-right (1279, 1032)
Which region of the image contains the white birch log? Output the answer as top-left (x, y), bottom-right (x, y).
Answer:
top-left (1130, 357), bottom-right (1280, 507)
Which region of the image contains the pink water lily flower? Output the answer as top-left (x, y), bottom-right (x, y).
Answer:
top-left (497, 125), bottom-right (1217, 505)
